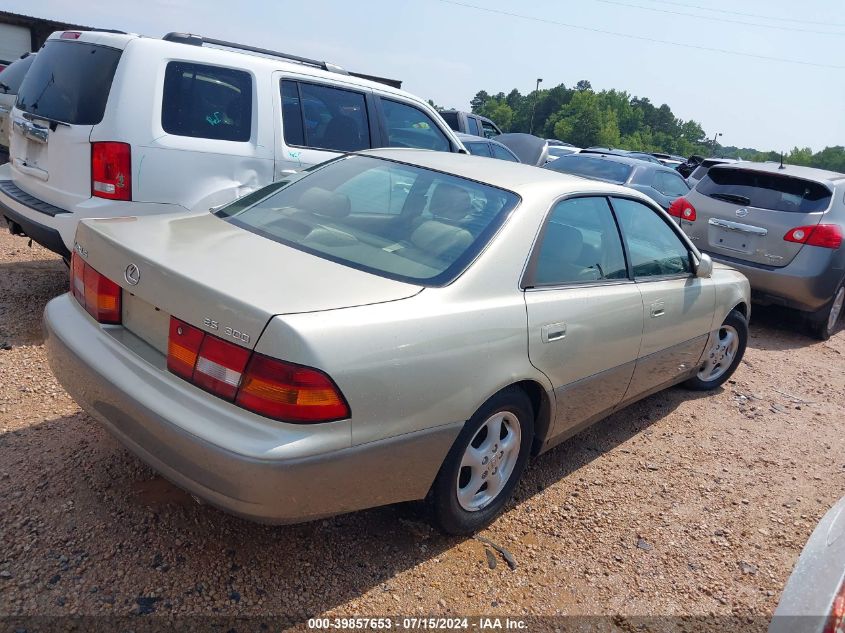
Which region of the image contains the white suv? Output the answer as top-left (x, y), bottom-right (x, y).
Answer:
top-left (0, 31), bottom-right (466, 259)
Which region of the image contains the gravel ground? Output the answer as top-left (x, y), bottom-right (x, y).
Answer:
top-left (0, 228), bottom-right (843, 629)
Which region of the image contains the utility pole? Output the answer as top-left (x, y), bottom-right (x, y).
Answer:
top-left (528, 77), bottom-right (543, 135)
top-left (711, 132), bottom-right (722, 155)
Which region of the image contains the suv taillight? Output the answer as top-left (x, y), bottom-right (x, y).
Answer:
top-left (784, 224), bottom-right (842, 249)
top-left (91, 142), bottom-right (131, 201)
top-left (824, 579), bottom-right (845, 633)
top-left (69, 252), bottom-right (122, 324)
top-left (166, 317), bottom-right (350, 423)
top-left (668, 197), bottom-right (696, 221)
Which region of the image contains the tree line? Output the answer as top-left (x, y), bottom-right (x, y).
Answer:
top-left (455, 81), bottom-right (844, 173)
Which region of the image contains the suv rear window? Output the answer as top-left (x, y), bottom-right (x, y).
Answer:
top-left (0, 54), bottom-right (35, 95)
top-left (698, 168), bottom-right (832, 213)
top-left (162, 62), bottom-right (252, 141)
top-left (16, 41), bottom-right (121, 125)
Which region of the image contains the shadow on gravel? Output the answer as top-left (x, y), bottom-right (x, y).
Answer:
top-left (0, 383), bottom-right (720, 620)
top-left (0, 259), bottom-right (67, 347)
top-left (745, 304), bottom-right (841, 351)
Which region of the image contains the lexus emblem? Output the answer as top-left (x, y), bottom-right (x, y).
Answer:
top-left (124, 263), bottom-right (141, 286)
top-left (735, 208), bottom-right (749, 218)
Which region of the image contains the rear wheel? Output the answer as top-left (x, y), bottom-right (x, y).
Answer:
top-left (684, 309), bottom-right (748, 391)
top-left (808, 282), bottom-right (844, 341)
top-left (429, 388), bottom-right (533, 535)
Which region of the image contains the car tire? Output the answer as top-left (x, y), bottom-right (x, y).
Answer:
top-left (808, 282), bottom-right (844, 341)
top-left (683, 309), bottom-right (748, 391)
top-left (429, 388), bottom-right (534, 535)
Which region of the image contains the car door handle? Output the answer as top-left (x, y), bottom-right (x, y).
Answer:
top-left (650, 301), bottom-right (665, 318)
top-left (541, 322), bottom-right (566, 343)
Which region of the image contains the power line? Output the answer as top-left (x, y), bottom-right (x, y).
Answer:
top-left (432, 0), bottom-right (845, 70)
top-left (641, 0), bottom-right (845, 28)
top-left (591, 0), bottom-right (845, 36)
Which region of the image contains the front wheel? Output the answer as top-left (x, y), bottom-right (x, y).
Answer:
top-left (429, 388), bottom-right (534, 535)
top-left (808, 282), bottom-right (844, 341)
top-left (684, 309), bottom-right (748, 391)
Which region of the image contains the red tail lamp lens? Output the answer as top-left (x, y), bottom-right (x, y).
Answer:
top-left (784, 224), bottom-right (842, 249)
top-left (236, 354), bottom-right (350, 423)
top-left (70, 253), bottom-right (121, 324)
top-left (92, 142), bottom-right (131, 201)
top-left (167, 318), bottom-right (204, 380)
top-left (668, 197), bottom-right (697, 221)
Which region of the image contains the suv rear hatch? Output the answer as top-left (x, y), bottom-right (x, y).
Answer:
top-left (686, 166), bottom-right (833, 267)
top-left (9, 35), bottom-right (124, 209)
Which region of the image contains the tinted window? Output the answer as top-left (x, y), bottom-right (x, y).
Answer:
top-left (689, 164), bottom-right (710, 181)
top-left (481, 120), bottom-right (499, 139)
top-left (653, 171), bottom-right (690, 197)
top-left (698, 168), bottom-right (832, 213)
top-left (547, 146), bottom-right (577, 158)
top-left (280, 80), bottom-right (370, 152)
top-left (440, 111), bottom-right (460, 131)
top-left (491, 143), bottom-right (519, 162)
top-left (0, 55), bottom-right (35, 95)
top-left (16, 41), bottom-right (121, 125)
top-left (534, 197), bottom-right (627, 286)
top-left (465, 141), bottom-right (491, 157)
top-left (162, 62), bottom-right (251, 141)
top-left (466, 117), bottom-right (480, 136)
top-left (612, 197), bottom-right (691, 278)
top-left (217, 155), bottom-right (518, 286)
top-left (545, 155), bottom-right (633, 184)
top-left (381, 99), bottom-right (450, 152)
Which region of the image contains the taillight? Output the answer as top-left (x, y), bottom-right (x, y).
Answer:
top-left (784, 224), bottom-right (842, 249)
top-left (166, 317), bottom-right (350, 423)
top-left (60, 31), bottom-right (82, 39)
top-left (236, 354), bottom-right (350, 423)
top-left (69, 252), bottom-right (121, 324)
top-left (668, 197), bottom-right (697, 222)
top-left (91, 142), bottom-right (131, 201)
top-left (824, 579), bottom-right (845, 633)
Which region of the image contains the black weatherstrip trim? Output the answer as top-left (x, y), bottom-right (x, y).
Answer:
top-left (0, 180), bottom-right (70, 217)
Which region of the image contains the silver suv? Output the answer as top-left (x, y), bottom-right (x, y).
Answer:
top-left (680, 163), bottom-right (844, 339)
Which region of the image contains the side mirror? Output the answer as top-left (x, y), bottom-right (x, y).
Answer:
top-left (695, 253), bottom-right (713, 278)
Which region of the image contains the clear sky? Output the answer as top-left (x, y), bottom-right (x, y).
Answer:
top-left (6, 0), bottom-right (844, 151)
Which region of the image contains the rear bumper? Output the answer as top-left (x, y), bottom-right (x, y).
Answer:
top-left (44, 294), bottom-right (461, 523)
top-left (1, 198), bottom-right (71, 259)
top-left (707, 247), bottom-right (844, 313)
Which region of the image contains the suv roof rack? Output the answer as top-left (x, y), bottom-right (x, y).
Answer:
top-left (162, 32), bottom-right (402, 89)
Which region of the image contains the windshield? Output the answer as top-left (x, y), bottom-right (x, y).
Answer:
top-left (698, 168), bottom-right (832, 213)
top-left (0, 55), bottom-right (35, 94)
top-left (16, 40), bottom-right (122, 125)
top-left (216, 155), bottom-right (520, 286)
top-left (545, 155), bottom-right (633, 184)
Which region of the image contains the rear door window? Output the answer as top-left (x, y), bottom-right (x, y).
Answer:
top-left (380, 98), bottom-right (451, 152)
top-left (162, 62), bottom-right (252, 141)
top-left (465, 141), bottom-right (491, 157)
top-left (698, 168), bottom-right (832, 213)
top-left (481, 120), bottom-right (500, 139)
top-left (280, 80), bottom-right (370, 152)
top-left (16, 40), bottom-right (122, 125)
top-left (653, 171), bottom-right (690, 197)
top-left (466, 116), bottom-right (480, 136)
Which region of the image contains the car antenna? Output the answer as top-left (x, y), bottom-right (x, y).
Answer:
top-left (779, 152), bottom-right (785, 170)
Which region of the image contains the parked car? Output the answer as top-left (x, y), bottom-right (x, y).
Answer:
top-left (544, 152), bottom-right (690, 209)
top-left (651, 152), bottom-right (685, 165)
top-left (439, 109), bottom-right (502, 139)
top-left (0, 30), bottom-right (465, 260)
top-left (0, 52), bottom-right (36, 157)
top-left (545, 145), bottom-right (581, 161)
top-left (580, 147), bottom-right (663, 165)
top-left (45, 149), bottom-right (750, 534)
top-left (677, 154), bottom-right (705, 179)
top-left (494, 133), bottom-right (549, 166)
top-left (678, 162), bottom-right (844, 339)
top-left (456, 132), bottom-right (520, 162)
top-left (686, 157), bottom-right (740, 188)
top-left (769, 495), bottom-right (845, 633)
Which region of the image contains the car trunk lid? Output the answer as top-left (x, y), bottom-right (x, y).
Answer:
top-left (74, 213), bottom-right (423, 354)
top-left (685, 167), bottom-right (833, 267)
top-left (8, 36), bottom-right (124, 209)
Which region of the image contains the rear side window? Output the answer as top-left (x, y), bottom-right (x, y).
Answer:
top-left (16, 41), bottom-right (121, 125)
top-left (162, 62), bottom-right (252, 141)
top-left (545, 155), bottom-right (633, 184)
top-left (491, 143), bottom-right (519, 162)
top-left (698, 168), bottom-right (832, 213)
top-left (380, 98), bottom-right (450, 152)
top-left (0, 55), bottom-right (35, 95)
top-left (281, 80), bottom-right (370, 152)
top-left (465, 142), bottom-right (491, 157)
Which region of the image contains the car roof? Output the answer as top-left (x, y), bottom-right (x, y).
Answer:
top-left (567, 152), bottom-right (658, 169)
top-left (709, 161), bottom-right (845, 183)
top-left (357, 148), bottom-right (640, 195)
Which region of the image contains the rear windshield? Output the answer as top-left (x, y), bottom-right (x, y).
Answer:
top-left (689, 164), bottom-right (710, 181)
top-left (545, 155), bottom-right (633, 184)
top-left (0, 55), bottom-right (35, 95)
top-left (698, 168), bottom-right (832, 213)
top-left (16, 40), bottom-right (121, 125)
top-left (440, 111), bottom-right (460, 131)
top-left (216, 155), bottom-right (520, 286)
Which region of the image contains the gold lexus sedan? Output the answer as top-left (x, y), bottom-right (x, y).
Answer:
top-left (44, 150), bottom-right (750, 534)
